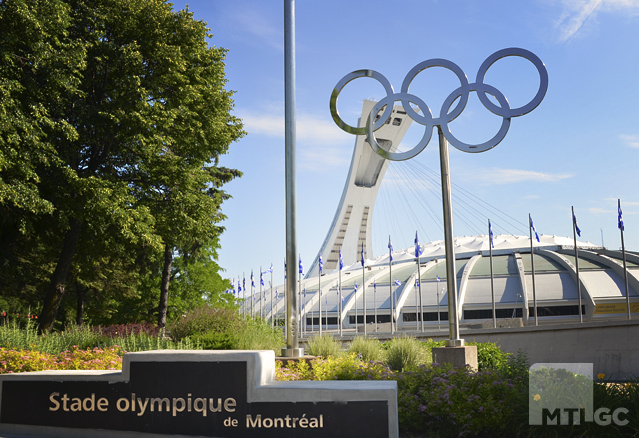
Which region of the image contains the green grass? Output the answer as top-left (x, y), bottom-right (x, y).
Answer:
top-left (306, 333), bottom-right (343, 358)
top-left (0, 319), bottom-right (197, 354)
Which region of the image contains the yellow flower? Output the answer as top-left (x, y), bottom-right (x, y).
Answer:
top-left (597, 373), bottom-right (605, 380)
top-left (533, 394), bottom-right (541, 402)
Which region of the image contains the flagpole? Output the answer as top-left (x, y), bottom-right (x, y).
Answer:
top-left (415, 277), bottom-right (419, 331)
top-left (374, 282), bottom-right (378, 333)
top-left (529, 214), bottom-right (538, 326)
top-left (339, 249), bottom-right (343, 336)
top-left (416, 231), bottom-right (424, 332)
top-left (489, 220), bottom-right (496, 329)
top-left (298, 255), bottom-right (303, 336)
top-left (572, 207), bottom-right (583, 323)
top-left (260, 266), bottom-right (264, 319)
top-left (283, 259), bottom-right (287, 334)
top-left (270, 268), bottom-right (274, 326)
top-left (437, 275), bottom-right (441, 331)
top-left (318, 257), bottom-right (322, 335)
top-left (620, 199), bottom-right (631, 320)
top-left (389, 235), bottom-right (394, 334)
top-left (362, 243), bottom-right (366, 336)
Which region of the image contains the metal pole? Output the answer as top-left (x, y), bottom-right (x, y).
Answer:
top-left (620, 199), bottom-right (631, 320)
top-left (319, 268), bottom-right (322, 335)
top-left (270, 271), bottom-right (274, 326)
top-left (417, 233), bottom-right (423, 332)
top-left (437, 276), bottom-right (441, 331)
top-left (283, 0), bottom-right (301, 357)
top-left (374, 282), bottom-right (378, 333)
top-left (572, 207), bottom-right (583, 323)
top-left (438, 128), bottom-right (461, 346)
top-left (389, 249), bottom-right (394, 334)
top-left (489, 220), bottom-right (496, 328)
top-left (339, 266), bottom-right (343, 336)
top-left (362, 248), bottom-right (366, 336)
top-left (529, 214), bottom-right (538, 326)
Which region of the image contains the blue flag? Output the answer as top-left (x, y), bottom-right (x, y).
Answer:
top-left (339, 249), bottom-right (344, 270)
top-left (251, 270), bottom-right (255, 288)
top-left (415, 278), bottom-right (419, 287)
top-left (263, 264), bottom-right (273, 274)
top-left (299, 257), bottom-right (303, 275)
top-left (530, 215), bottom-right (540, 242)
top-left (618, 200), bottom-right (624, 231)
top-left (284, 260), bottom-right (286, 280)
top-left (388, 236), bottom-right (393, 262)
top-left (573, 212), bottom-right (581, 237)
top-left (354, 282), bottom-right (358, 292)
top-left (414, 231), bottom-right (422, 257)
top-left (437, 275), bottom-right (440, 282)
top-left (275, 290), bottom-right (279, 300)
top-left (394, 278), bottom-right (402, 286)
top-left (361, 243), bottom-right (365, 267)
top-left (319, 255), bottom-right (323, 274)
top-left (260, 271), bottom-right (264, 286)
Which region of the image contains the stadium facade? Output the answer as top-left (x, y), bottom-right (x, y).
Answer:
top-left (241, 100), bottom-right (638, 333)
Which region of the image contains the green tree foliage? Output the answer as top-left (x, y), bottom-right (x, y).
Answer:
top-left (0, 0), bottom-right (244, 331)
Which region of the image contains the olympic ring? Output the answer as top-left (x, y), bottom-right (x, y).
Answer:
top-left (330, 47), bottom-right (548, 159)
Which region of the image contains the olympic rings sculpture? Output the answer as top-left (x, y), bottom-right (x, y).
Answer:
top-left (329, 48), bottom-right (548, 160)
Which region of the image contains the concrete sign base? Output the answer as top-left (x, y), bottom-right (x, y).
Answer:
top-left (0, 350), bottom-right (398, 438)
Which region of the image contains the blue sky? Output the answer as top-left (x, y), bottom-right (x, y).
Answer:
top-left (169, 0), bottom-right (639, 286)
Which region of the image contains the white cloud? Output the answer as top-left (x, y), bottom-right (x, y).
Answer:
top-left (619, 134), bottom-right (639, 148)
top-left (470, 168), bottom-right (574, 184)
top-left (241, 110), bottom-right (349, 145)
top-left (300, 147), bottom-right (351, 172)
top-left (240, 109), bottom-right (353, 171)
top-left (555, 0), bottom-right (639, 42)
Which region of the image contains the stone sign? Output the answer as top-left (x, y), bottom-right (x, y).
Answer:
top-left (0, 350), bottom-right (398, 438)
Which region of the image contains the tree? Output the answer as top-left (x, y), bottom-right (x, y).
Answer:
top-left (0, 0), bottom-right (244, 331)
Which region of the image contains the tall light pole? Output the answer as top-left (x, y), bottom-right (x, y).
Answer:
top-left (282, 0), bottom-right (303, 357)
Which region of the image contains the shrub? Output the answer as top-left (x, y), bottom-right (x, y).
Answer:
top-left (468, 341), bottom-right (511, 371)
top-left (397, 363), bottom-right (519, 437)
top-left (233, 317), bottom-right (283, 353)
top-left (0, 346), bottom-right (123, 374)
top-left (275, 359), bottom-right (313, 381)
top-left (191, 332), bottom-right (234, 350)
top-left (383, 336), bottom-right (426, 371)
top-left (306, 333), bottom-right (342, 358)
top-left (168, 306), bottom-right (241, 341)
top-left (348, 336), bottom-right (384, 362)
top-left (94, 323), bottom-right (160, 338)
top-left (311, 353), bottom-right (391, 381)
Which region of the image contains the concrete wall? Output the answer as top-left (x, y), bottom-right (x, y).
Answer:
top-left (337, 319), bottom-right (639, 379)
top-left (413, 320), bottom-right (639, 380)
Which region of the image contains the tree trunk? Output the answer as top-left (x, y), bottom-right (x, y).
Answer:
top-left (38, 218), bottom-right (83, 333)
top-left (76, 281), bottom-right (89, 325)
top-left (158, 244), bottom-right (173, 337)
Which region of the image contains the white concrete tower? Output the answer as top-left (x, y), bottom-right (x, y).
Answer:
top-left (306, 100), bottom-right (414, 277)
